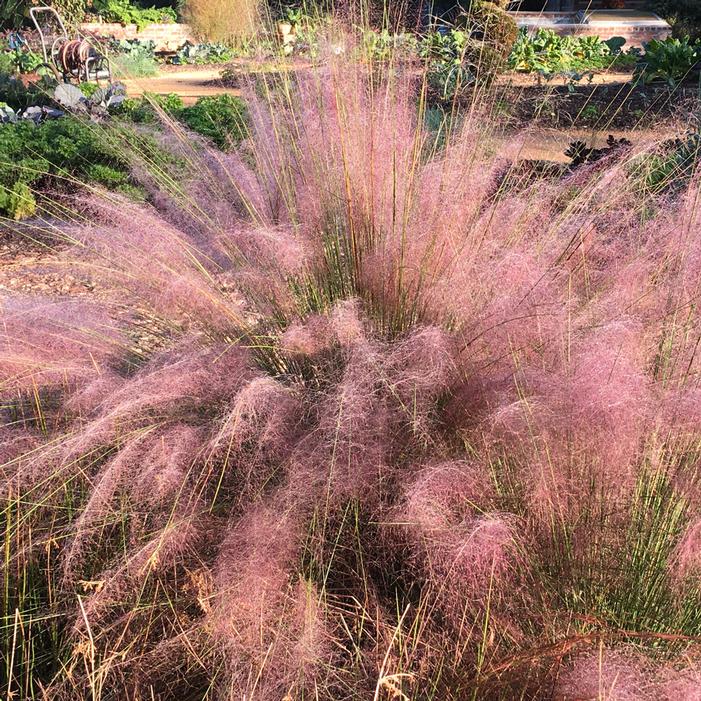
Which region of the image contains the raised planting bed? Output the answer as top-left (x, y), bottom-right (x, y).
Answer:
top-left (78, 22), bottom-right (194, 53)
top-left (511, 10), bottom-right (671, 47)
top-left (499, 78), bottom-right (699, 129)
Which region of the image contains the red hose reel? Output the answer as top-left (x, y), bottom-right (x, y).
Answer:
top-left (30, 7), bottom-right (111, 84)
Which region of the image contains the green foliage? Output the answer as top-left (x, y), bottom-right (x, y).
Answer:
top-left (0, 180), bottom-right (36, 219)
top-left (633, 131), bottom-right (701, 196)
top-left (108, 38), bottom-right (158, 77)
top-left (92, 0), bottom-right (177, 29)
top-left (1, 0), bottom-right (86, 28)
top-left (114, 91), bottom-right (184, 122)
top-left (173, 41), bottom-right (235, 65)
top-left (113, 92), bottom-right (247, 150)
top-left (54, 0), bottom-right (88, 23)
top-left (636, 36), bottom-right (701, 86)
top-left (421, 28), bottom-right (476, 100)
top-left (0, 52), bottom-right (14, 74)
top-left (0, 39), bottom-right (45, 75)
top-left (0, 1), bottom-right (26, 30)
top-left (178, 94), bottom-right (248, 150)
top-left (85, 162), bottom-right (129, 187)
top-left (0, 73), bottom-right (54, 111)
top-left (508, 28), bottom-right (636, 76)
top-left (78, 81), bottom-right (100, 98)
top-left (651, 0), bottom-right (701, 40)
top-left (360, 28), bottom-right (418, 62)
top-left (417, 2), bottom-right (518, 100)
top-left (0, 117), bottom-right (136, 219)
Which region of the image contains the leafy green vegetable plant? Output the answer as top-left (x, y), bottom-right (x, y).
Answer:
top-left (508, 28), bottom-right (635, 76)
top-left (636, 36), bottom-right (701, 86)
top-left (0, 38), bottom-right (45, 75)
top-left (420, 29), bottom-right (476, 100)
top-left (173, 42), bottom-right (235, 65)
top-left (92, 0), bottom-right (177, 29)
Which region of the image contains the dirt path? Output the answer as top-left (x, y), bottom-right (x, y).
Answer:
top-left (497, 71), bottom-right (636, 88)
top-left (517, 127), bottom-right (665, 162)
top-left (122, 63), bottom-right (638, 106)
top-left (120, 60), bottom-right (316, 104)
top-left (121, 66), bottom-right (238, 105)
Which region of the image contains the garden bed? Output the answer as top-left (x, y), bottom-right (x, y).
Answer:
top-left (497, 78), bottom-right (699, 129)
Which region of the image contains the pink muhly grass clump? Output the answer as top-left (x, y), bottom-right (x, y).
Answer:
top-left (7, 50), bottom-right (701, 700)
top-left (280, 314), bottom-right (335, 357)
top-left (207, 375), bottom-right (301, 501)
top-left (556, 651), bottom-right (654, 701)
top-left (669, 517), bottom-right (701, 584)
top-left (0, 295), bottom-right (122, 397)
top-left (396, 462), bottom-right (522, 625)
top-left (62, 423), bottom-right (205, 578)
top-left (0, 427), bottom-right (37, 481)
top-left (211, 498), bottom-right (336, 699)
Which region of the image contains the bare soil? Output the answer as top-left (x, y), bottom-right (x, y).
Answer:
top-left (121, 66), bottom-right (238, 105)
top-left (495, 77), bottom-right (699, 130)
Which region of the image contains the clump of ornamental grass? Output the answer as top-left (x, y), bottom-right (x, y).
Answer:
top-left (183, 0), bottom-right (260, 44)
top-left (4, 45), bottom-right (701, 700)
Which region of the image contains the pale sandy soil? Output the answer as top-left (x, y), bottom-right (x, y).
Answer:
top-left (517, 127), bottom-right (663, 162)
top-left (121, 66), bottom-right (237, 105)
top-left (120, 61), bottom-right (637, 106)
top-left (497, 71), bottom-right (636, 88)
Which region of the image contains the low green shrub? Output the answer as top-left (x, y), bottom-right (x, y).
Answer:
top-left (0, 117), bottom-right (138, 219)
top-left (178, 93), bottom-right (248, 150)
top-left (0, 181), bottom-right (36, 220)
top-left (85, 162), bottom-right (130, 187)
top-left (635, 36), bottom-right (701, 86)
top-left (113, 91), bottom-right (184, 122)
top-left (115, 92), bottom-right (248, 151)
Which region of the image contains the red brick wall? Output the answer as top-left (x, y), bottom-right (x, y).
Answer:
top-left (79, 22), bottom-right (194, 52)
top-left (550, 24), bottom-right (671, 47)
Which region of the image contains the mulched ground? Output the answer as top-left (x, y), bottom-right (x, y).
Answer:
top-left (494, 79), bottom-right (700, 130)
top-left (0, 222), bottom-right (87, 297)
